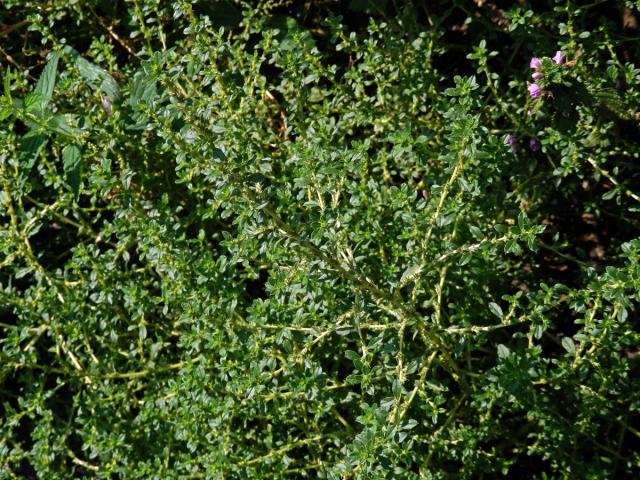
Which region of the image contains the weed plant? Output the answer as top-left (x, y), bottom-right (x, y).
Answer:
top-left (1, 0), bottom-right (640, 478)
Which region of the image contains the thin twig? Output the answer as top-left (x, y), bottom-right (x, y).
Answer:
top-left (0, 19), bottom-right (31, 38)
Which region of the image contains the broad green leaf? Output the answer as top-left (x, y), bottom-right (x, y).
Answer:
top-left (47, 114), bottom-right (82, 138)
top-left (20, 133), bottom-right (48, 171)
top-left (0, 98), bottom-right (11, 121)
top-left (63, 46), bottom-right (120, 101)
top-left (34, 51), bottom-right (61, 112)
top-left (63, 143), bottom-right (83, 199)
top-left (129, 71), bottom-right (158, 107)
top-left (23, 92), bottom-right (43, 113)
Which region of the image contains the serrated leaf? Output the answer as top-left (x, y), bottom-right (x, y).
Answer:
top-left (47, 114), bottom-right (82, 137)
top-left (34, 51), bottom-right (61, 113)
top-left (63, 143), bottom-right (83, 199)
top-left (129, 71), bottom-right (158, 107)
top-left (63, 46), bottom-right (120, 101)
top-left (24, 92), bottom-right (43, 113)
top-left (20, 133), bottom-right (48, 171)
top-left (0, 98), bottom-right (11, 121)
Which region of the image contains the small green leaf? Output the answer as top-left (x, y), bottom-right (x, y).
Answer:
top-left (561, 337), bottom-right (576, 354)
top-left (399, 263), bottom-right (423, 287)
top-left (345, 350), bottom-right (363, 370)
top-left (436, 213), bottom-right (455, 227)
top-left (469, 225), bottom-right (483, 240)
top-left (458, 253), bottom-right (472, 266)
top-left (403, 419), bottom-right (418, 430)
top-left (345, 374), bottom-right (362, 385)
top-left (517, 211), bottom-right (527, 228)
top-left (505, 239), bottom-right (522, 255)
top-left (392, 378), bottom-right (402, 399)
top-left (497, 344), bottom-right (510, 359)
top-left (617, 308), bottom-right (628, 323)
top-left (139, 324), bottom-right (147, 341)
top-left (14, 266), bottom-right (35, 279)
top-left (488, 302), bottom-right (503, 320)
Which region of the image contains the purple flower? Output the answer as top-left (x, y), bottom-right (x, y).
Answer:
top-left (506, 134), bottom-right (520, 153)
top-left (529, 139), bottom-right (541, 152)
top-left (532, 72), bottom-right (543, 80)
top-left (527, 82), bottom-right (543, 98)
top-left (552, 50), bottom-right (565, 65)
top-left (530, 57), bottom-right (542, 69)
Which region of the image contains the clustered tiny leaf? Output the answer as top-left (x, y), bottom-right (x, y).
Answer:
top-left (1, 1), bottom-right (639, 479)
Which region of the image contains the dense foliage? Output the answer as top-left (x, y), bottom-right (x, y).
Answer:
top-left (1, 0), bottom-right (640, 478)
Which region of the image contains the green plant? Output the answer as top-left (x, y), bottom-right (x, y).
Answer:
top-left (1, 1), bottom-right (639, 478)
